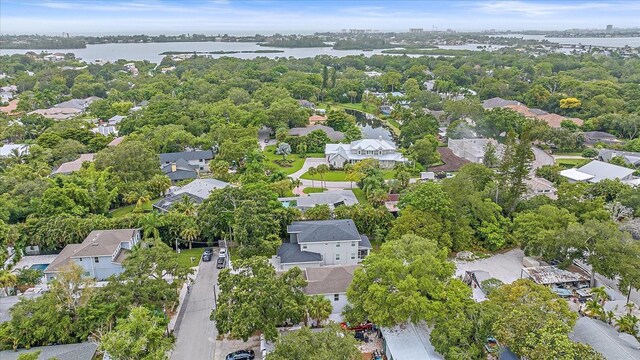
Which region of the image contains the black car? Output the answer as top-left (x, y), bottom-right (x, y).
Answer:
top-left (204, 248), bottom-right (213, 255)
top-left (202, 252), bottom-right (212, 262)
top-left (216, 257), bottom-right (225, 269)
top-left (225, 350), bottom-right (255, 360)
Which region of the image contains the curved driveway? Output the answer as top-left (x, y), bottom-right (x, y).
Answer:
top-left (288, 158), bottom-right (354, 189)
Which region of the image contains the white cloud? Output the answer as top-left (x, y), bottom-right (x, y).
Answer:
top-left (475, 1), bottom-right (610, 16)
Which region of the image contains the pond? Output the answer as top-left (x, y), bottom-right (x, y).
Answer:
top-left (346, 109), bottom-right (395, 143)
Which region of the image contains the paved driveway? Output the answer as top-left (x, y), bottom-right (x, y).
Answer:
top-left (171, 254), bottom-right (221, 360)
top-left (289, 158), bottom-right (355, 189)
top-left (0, 293), bottom-right (42, 323)
top-left (531, 146), bottom-right (554, 172)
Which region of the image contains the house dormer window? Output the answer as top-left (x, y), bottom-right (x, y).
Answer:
top-left (358, 150), bottom-right (362, 155)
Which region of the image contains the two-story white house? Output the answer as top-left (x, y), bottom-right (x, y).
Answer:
top-left (325, 139), bottom-right (408, 169)
top-left (44, 229), bottom-right (141, 282)
top-left (271, 220), bottom-right (371, 271)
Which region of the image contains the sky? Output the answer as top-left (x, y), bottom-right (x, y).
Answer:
top-left (1, 0), bottom-right (640, 35)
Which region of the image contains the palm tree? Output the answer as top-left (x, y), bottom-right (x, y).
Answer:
top-left (172, 195), bottom-right (198, 216)
top-left (180, 226), bottom-right (200, 250)
top-left (8, 148), bottom-right (26, 164)
top-left (625, 302), bottom-right (636, 315)
top-left (616, 313), bottom-right (640, 335)
top-left (290, 178), bottom-right (302, 193)
top-left (316, 164), bottom-right (329, 190)
top-left (308, 166), bottom-right (317, 188)
top-left (591, 286), bottom-right (608, 306)
top-left (141, 212), bottom-right (163, 240)
top-left (136, 194), bottom-right (151, 212)
top-left (306, 295), bottom-right (332, 327)
top-left (0, 270), bottom-right (17, 296)
top-left (584, 298), bottom-right (604, 320)
top-left (149, 174), bottom-right (171, 197)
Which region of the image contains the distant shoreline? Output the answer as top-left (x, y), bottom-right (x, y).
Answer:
top-left (159, 50), bottom-right (285, 55)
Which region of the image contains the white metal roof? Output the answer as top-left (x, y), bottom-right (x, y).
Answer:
top-left (381, 323), bottom-right (443, 360)
top-left (560, 168), bottom-right (595, 182)
top-left (578, 160), bottom-right (635, 183)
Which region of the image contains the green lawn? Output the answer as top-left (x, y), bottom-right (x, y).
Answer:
top-left (337, 102), bottom-right (366, 111)
top-left (300, 169), bottom-right (396, 181)
top-left (264, 145), bottom-right (305, 175)
top-left (110, 198), bottom-right (160, 218)
top-left (176, 248), bottom-right (204, 268)
top-left (551, 150), bottom-right (584, 156)
top-left (264, 145), bottom-right (324, 175)
top-left (556, 158), bottom-right (589, 168)
top-left (303, 187), bottom-right (327, 194)
top-left (350, 188), bottom-right (368, 204)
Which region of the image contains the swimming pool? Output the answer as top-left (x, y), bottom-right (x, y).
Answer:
top-left (30, 264), bottom-right (48, 271)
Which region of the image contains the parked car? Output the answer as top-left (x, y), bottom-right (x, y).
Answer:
top-left (204, 248), bottom-right (213, 255)
top-left (225, 350), bottom-right (255, 360)
top-left (217, 257), bottom-right (225, 269)
top-left (218, 248), bottom-right (227, 258)
top-left (202, 252), bottom-right (212, 262)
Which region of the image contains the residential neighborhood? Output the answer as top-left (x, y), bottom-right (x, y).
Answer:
top-left (2, 3), bottom-right (640, 360)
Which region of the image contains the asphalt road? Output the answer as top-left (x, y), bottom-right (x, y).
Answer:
top-left (171, 255), bottom-right (221, 360)
top-left (0, 293), bottom-right (42, 323)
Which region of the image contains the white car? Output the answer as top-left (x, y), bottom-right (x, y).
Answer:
top-left (218, 248), bottom-right (227, 258)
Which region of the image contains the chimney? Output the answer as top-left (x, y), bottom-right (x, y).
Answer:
top-left (171, 163), bottom-right (177, 172)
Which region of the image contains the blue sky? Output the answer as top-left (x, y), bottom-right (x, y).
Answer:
top-left (1, 0), bottom-right (639, 35)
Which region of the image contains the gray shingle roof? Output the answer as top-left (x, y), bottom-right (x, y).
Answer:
top-left (161, 158), bottom-right (197, 181)
top-left (287, 220), bottom-right (361, 243)
top-left (159, 150), bottom-right (213, 164)
top-left (359, 234), bottom-right (372, 249)
top-left (277, 243), bottom-right (322, 264)
top-left (0, 342), bottom-right (98, 360)
top-left (295, 190), bottom-right (359, 209)
top-left (570, 317), bottom-right (640, 360)
top-left (304, 265), bottom-right (359, 295)
top-left (288, 125), bottom-right (345, 141)
top-left (599, 149), bottom-right (640, 165)
top-left (153, 192), bottom-right (204, 212)
top-left (482, 97), bottom-right (520, 109)
top-left (154, 179), bottom-right (230, 211)
top-left (585, 131), bottom-right (617, 140)
top-left (173, 178), bottom-right (230, 198)
top-left (45, 229), bottom-right (138, 273)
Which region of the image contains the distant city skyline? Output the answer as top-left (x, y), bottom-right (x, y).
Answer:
top-left (1, 0), bottom-right (639, 35)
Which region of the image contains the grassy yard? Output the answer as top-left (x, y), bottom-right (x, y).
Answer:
top-left (556, 158), bottom-right (589, 168)
top-left (264, 145), bottom-right (305, 175)
top-left (350, 188), bottom-right (368, 204)
top-left (551, 150), bottom-right (584, 156)
top-left (303, 187), bottom-right (327, 194)
top-left (110, 198), bottom-right (159, 218)
top-left (300, 169), bottom-right (396, 181)
top-left (338, 102), bottom-right (366, 111)
top-left (264, 145), bottom-right (323, 175)
top-left (176, 248), bottom-right (204, 268)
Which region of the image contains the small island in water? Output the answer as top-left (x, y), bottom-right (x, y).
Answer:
top-left (160, 50), bottom-right (285, 55)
